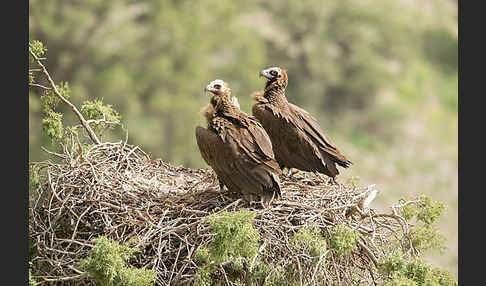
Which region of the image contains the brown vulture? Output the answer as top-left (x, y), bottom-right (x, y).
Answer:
top-left (195, 79), bottom-right (282, 204)
top-left (251, 67), bottom-right (352, 182)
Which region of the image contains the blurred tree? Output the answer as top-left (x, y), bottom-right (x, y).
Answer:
top-left (29, 0), bottom-right (266, 167)
top-left (254, 0), bottom-right (421, 115)
top-left (29, 0), bottom-right (457, 166)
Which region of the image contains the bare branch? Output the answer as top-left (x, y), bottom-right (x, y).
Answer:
top-left (29, 141), bottom-right (417, 285)
top-left (29, 47), bottom-right (101, 145)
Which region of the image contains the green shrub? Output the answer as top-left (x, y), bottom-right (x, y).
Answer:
top-left (379, 254), bottom-right (458, 286)
top-left (330, 225), bottom-right (357, 257)
top-left (194, 266), bottom-right (212, 286)
top-left (399, 195), bottom-right (445, 226)
top-left (42, 111), bottom-right (64, 142)
top-left (205, 210), bottom-right (260, 264)
top-left (290, 226), bottom-right (327, 257)
top-left (409, 225), bottom-right (446, 253)
top-left (81, 99), bottom-right (121, 124)
top-left (29, 40), bottom-right (46, 59)
top-left (78, 236), bottom-right (156, 286)
top-left (193, 210), bottom-right (260, 284)
top-left (416, 196), bottom-right (446, 226)
top-left (29, 165), bottom-right (41, 190)
top-left (385, 274), bottom-right (418, 286)
top-left (194, 247), bottom-right (211, 265)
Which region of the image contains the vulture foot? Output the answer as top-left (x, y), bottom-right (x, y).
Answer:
top-left (286, 168), bottom-right (299, 179)
top-left (218, 179), bottom-right (226, 191)
top-left (328, 177), bottom-right (338, 185)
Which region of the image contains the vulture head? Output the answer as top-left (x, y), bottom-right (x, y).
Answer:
top-left (204, 79), bottom-right (240, 113)
top-left (259, 67), bottom-right (288, 90)
top-left (204, 79), bottom-right (230, 96)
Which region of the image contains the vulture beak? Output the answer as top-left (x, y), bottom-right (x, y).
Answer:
top-left (259, 69), bottom-right (273, 80)
top-left (204, 85), bottom-right (210, 93)
top-left (259, 70), bottom-right (265, 78)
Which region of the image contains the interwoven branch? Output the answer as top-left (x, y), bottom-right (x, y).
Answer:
top-left (29, 141), bottom-right (417, 286)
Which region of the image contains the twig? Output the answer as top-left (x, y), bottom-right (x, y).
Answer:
top-left (29, 46), bottom-right (101, 145)
top-left (29, 141), bottom-right (416, 285)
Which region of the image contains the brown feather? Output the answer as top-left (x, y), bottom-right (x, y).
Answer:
top-left (252, 68), bottom-right (352, 180)
top-left (196, 84), bottom-right (281, 203)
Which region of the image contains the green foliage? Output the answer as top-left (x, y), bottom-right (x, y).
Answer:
top-left (42, 111), bottom-right (64, 142)
top-left (430, 267), bottom-right (458, 286)
top-left (409, 225), bottom-right (446, 254)
top-left (29, 71), bottom-right (34, 84)
top-left (194, 266), bottom-right (212, 286)
top-left (39, 82), bottom-right (71, 115)
top-left (40, 92), bottom-right (60, 114)
top-left (193, 210), bottom-right (260, 284)
top-left (416, 196), bottom-right (446, 226)
top-left (81, 98), bottom-right (121, 123)
top-left (399, 195), bottom-right (447, 255)
top-left (380, 252), bottom-right (408, 275)
top-left (29, 269), bottom-right (38, 286)
top-left (29, 40), bottom-right (46, 59)
top-left (81, 98), bottom-right (122, 135)
top-left (55, 81), bottom-right (71, 100)
top-left (29, 165), bottom-right (41, 190)
top-left (194, 247), bottom-right (211, 265)
top-left (205, 210), bottom-right (260, 264)
top-left (290, 226), bottom-right (327, 257)
top-left (78, 236), bottom-right (156, 286)
top-left (385, 274), bottom-right (418, 286)
top-left (400, 204), bottom-right (419, 222)
top-left (330, 225), bottom-right (357, 257)
top-left (251, 263), bottom-right (286, 286)
top-left (379, 253), bottom-right (458, 286)
top-left (399, 195), bottom-right (446, 226)
top-left (262, 0), bottom-right (421, 114)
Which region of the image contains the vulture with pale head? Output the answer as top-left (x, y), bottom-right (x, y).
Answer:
top-left (251, 67), bottom-right (352, 182)
top-left (195, 79), bottom-right (281, 204)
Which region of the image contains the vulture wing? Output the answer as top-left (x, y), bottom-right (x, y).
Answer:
top-left (196, 125), bottom-right (238, 192)
top-left (224, 129), bottom-right (281, 199)
top-left (196, 119), bottom-right (280, 200)
top-left (288, 103), bottom-right (352, 167)
top-left (246, 118), bottom-right (276, 161)
top-left (195, 126), bottom-right (221, 167)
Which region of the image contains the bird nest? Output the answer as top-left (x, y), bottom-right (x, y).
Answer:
top-left (29, 141), bottom-right (415, 285)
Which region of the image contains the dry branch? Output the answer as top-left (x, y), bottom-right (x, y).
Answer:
top-left (29, 46), bottom-right (101, 145)
top-left (29, 141), bottom-right (416, 285)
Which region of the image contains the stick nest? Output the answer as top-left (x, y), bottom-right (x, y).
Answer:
top-left (29, 141), bottom-right (415, 285)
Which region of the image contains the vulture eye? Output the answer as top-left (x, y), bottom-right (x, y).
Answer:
top-left (214, 84), bottom-right (221, 89)
top-left (269, 70), bottom-right (278, 77)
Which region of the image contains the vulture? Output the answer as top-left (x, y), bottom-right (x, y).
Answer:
top-left (195, 79), bottom-right (282, 204)
top-left (251, 67), bottom-right (352, 182)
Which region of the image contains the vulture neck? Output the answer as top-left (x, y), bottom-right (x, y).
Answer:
top-left (263, 79), bottom-right (289, 107)
top-left (214, 92), bottom-right (240, 116)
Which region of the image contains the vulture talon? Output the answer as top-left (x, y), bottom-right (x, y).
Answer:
top-left (218, 179), bottom-right (226, 191)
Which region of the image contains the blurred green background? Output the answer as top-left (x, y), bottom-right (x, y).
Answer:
top-left (29, 0), bottom-right (457, 274)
